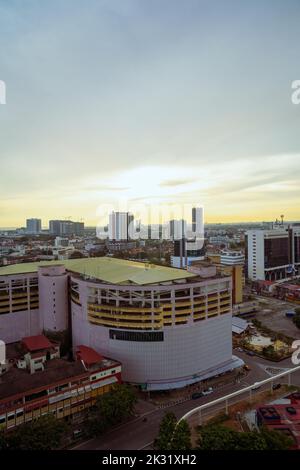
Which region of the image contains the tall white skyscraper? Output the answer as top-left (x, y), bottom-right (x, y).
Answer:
top-left (108, 212), bottom-right (134, 241)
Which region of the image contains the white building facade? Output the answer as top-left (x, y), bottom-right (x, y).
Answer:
top-left (0, 258), bottom-right (242, 391)
top-left (246, 229), bottom-right (293, 281)
top-left (220, 250), bottom-right (245, 266)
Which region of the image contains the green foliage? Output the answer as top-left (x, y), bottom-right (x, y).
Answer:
top-left (197, 425), bottom-right (238, 450)
top-left (0, 415), bottom-right (67, 450)
top-left (171, 420), bottom-right (192, 450)
top-left (293, 312), bottom-right (300, 329)
top-left (154, 413), bottom-right (191, 450)
top-left (154, 413), bottom-right (177, 450)
top-left (262, 344), bottom-right (280, 360)
top-left (197, 425), bottom-right (293, 451)
top-left (260, 427), bottom-right (294, 450)
top-left (87, 384), bottom-right (137, 436)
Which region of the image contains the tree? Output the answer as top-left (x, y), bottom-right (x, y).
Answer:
top-left (170, 420), bottom-right (192, 450)
top-left (293, 312), bottom-right (300, 329)
top-left (154, 413), bottom-right (191, 450)
top-left (87, 384), bottom-right (137, 436)
top-left (262, 344), bottom-right (278, 360)
top-left (154, 413), bottom-right (177, 450)
top-left (235, 431), bottom-right (267, 450)
top-left (260, 427), bottom-right (293, 450)
top-left (197, 425), bottom-right (238, 450)
top-left (0, 415), bottom-right (67, 450)
top-left (197, 424), bottom-right (293, 451)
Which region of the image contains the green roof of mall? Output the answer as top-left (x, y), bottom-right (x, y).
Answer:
top-left (0, 257), bottom-right (196, 285)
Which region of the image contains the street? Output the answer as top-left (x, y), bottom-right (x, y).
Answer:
top-left (72, 350), bottom-right (300, 450)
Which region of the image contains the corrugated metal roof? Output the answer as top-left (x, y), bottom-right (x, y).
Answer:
top-left (0, 257), bottom-right (196, 285)
top-left (232, 316), bottom-right (249, 334)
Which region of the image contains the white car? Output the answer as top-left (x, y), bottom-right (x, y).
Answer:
top-left (202, 387), bottom-right (213, 396)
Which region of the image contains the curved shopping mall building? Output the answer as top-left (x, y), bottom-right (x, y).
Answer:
top-left (0, 258), bottom-right (242, 390)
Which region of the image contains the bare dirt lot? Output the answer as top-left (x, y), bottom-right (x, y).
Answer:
top-left (254, 296), bottom-right (300, 339)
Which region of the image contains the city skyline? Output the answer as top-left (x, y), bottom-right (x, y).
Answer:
top-left (1, 0), bottom-right (300, 226)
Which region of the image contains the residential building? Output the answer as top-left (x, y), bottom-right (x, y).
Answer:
top-left (108, 212), bottom-right (134, 241)
top-left (0, 335), bottom-right (121, 431)
top-left (220, 250), bottom-right (245, 266)
top-left (26, 219), bottom-right (41, 235)
top-left (49, 220), bottom-right (84, 237)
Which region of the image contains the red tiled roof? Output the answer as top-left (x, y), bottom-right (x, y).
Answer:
top-left (76, 345), bottom-right (103, 366)
top-left (22, 335), bottom-right (52, 352)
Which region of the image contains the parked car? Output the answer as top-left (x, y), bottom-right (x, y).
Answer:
top-left (246, 350), bottom-right (255, 356)
top-left (272, 383), bottom-right (281, 390)
top-left (73, 429), bottom-right (83, 439)
top-left (202, 387), bottom-right (213, 396)
top-left (285, 311), bottom-right (296, 318)
top-left (192, 391), bottom-right (204, 399)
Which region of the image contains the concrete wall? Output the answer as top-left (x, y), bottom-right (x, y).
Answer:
top-left (71, 275), bottom-right (233, 387)
top-left (38, 265), bottom-right (69, 332)
top-left (0, 309), bottom-right (40, 344)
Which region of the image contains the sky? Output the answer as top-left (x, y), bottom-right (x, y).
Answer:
top-left (0, 0), bottom-right (300, 227)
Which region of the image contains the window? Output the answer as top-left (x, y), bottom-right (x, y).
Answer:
top-left (109, 330), bottom-right (164, 342)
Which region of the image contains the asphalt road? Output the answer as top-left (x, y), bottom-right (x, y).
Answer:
top-left (72, 351), bottom-right (300, 450)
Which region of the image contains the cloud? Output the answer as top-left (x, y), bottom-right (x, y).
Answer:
top-left (160, 177), bottom-right (198, 187)
top-left (1, 1), bottom-right (300, 225)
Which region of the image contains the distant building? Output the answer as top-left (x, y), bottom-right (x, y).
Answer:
top-left (49, 220), bottom-right (61, 236)
top-left (171, 238), bottom-right (205, 268)
top-left (26, 218), bottom-right (41, 234)
top-left (55, 237), bottom-right (69, 248)
top-left (169, 219), bottom-right (186, 241)
top-left (170, 207), bottom-right (205, 268)
top-left (209, 235), bottom-right (231, 246)
top-left (290, 226), bottom-right (300, 271)
top-left (49, 220), bottom-right (84, 237)
top-left (246, 227), bottom-right (300, 281)
top-left (220, 250), bottom-right (245, 266)
top-left (108, 212), bottom-right (134, 241)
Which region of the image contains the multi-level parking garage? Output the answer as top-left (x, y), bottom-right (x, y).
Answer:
top-left (0, 258), bottom-right (242, 390)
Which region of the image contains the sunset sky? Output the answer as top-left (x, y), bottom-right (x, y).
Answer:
top-left (0, 0), bottom-right (300, 227)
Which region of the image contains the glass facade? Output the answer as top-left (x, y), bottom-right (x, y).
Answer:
top-left (264, 237), bottom-right (289, 268)
top-left (294, 235), bottom-right (300, 264)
